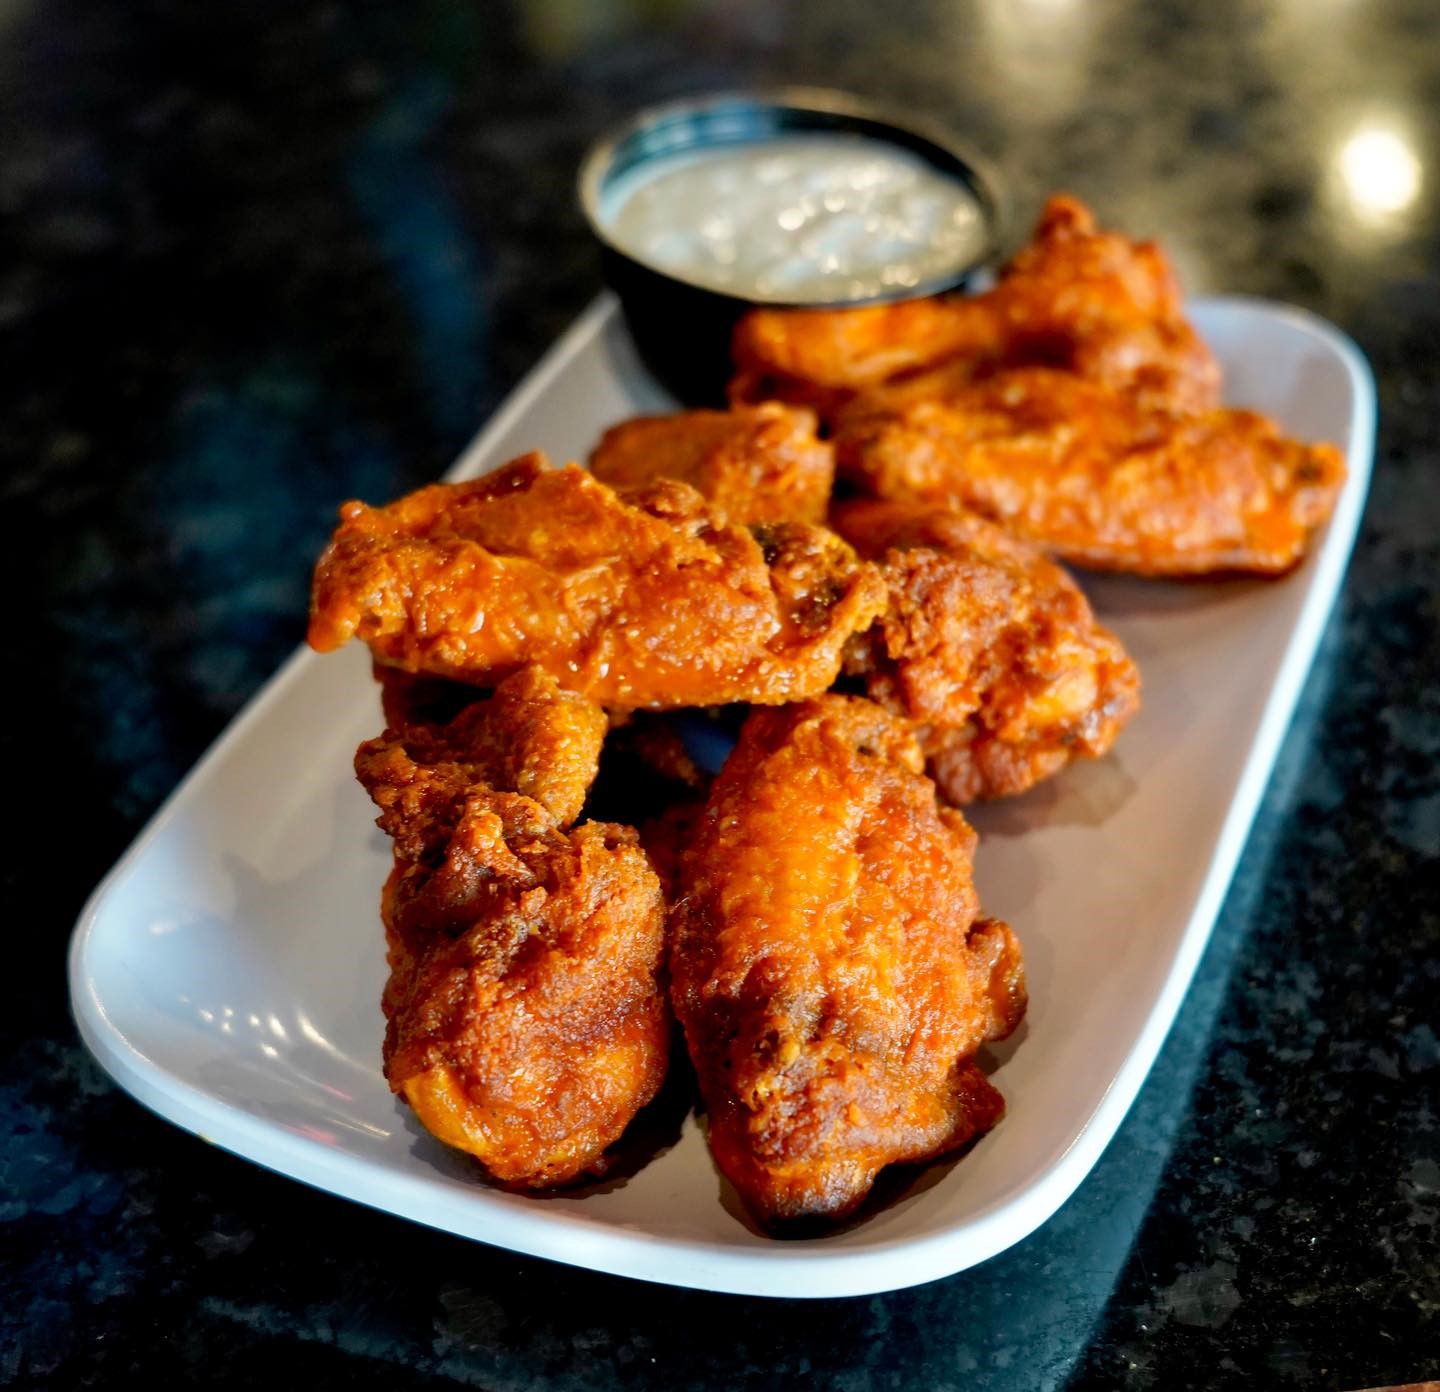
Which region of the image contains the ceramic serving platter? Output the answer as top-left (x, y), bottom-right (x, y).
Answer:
top-left (69, 294), bottom-right (1374, 1298)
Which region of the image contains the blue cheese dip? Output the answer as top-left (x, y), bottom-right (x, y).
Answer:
top-left (599, 133), bottom-right (988, 304)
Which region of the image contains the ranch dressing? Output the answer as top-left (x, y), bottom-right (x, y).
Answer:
top-left (600, 133), bottom-right (987, 303)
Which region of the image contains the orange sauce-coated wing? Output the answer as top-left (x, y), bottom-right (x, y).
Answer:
top-left (670, 696), bottom-right (1026, 1227)
top-left (378, 805), bottom-right (668, 1188)
top-left (730, 293), bottom-right (1000, 421)
top-left (355, 668), bottom-right (667, 1188)
top-left (589, 402), bottom-right (834, 525)
top-left (836, 366), bottom-right (1345, 575)
top-left (832, 499), bottom-right (1140, 802)
top-left (309, 453), bottom-right (884, 708)
top-left (730, 194), bottom-right (1220, 420)
top-left (359, 665), bottom-right (607, 832)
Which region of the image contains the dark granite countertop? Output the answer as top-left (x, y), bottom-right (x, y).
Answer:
top-left (4, 2), bottom-right (1437, 1387)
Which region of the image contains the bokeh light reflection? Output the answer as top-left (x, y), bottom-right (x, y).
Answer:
top-left (1334, 123), bottom-right (1423, 227)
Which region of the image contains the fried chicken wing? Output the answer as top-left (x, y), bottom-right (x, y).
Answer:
top-left (670, 696), bottom-right (1026, 1227)
top-left (832, 499), bottom-right (1140, 802)
top-left (835, 365), bottom-right (1345, 575)
top-left (589, 402), bottom-right (834, 525)
top-left (361, 665), bottom-right (607, 830)
top-left (355, 668), bottom-right (667, 1188)
top-left (730, 194), bottom-right (1219, 419)
top-left (378, 804), bottom-right (668, 1189)
top-left (310, 452), bottom-right (885, 708)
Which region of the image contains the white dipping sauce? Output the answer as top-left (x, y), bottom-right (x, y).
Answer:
top-left (600, 134), bottom-right (987, 303)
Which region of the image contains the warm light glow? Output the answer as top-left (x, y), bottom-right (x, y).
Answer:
top-left (1337, 127), bottom-right (1422, 219)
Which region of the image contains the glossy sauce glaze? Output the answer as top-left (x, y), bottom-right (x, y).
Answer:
top-left (600, 134), bottom-right (988, 303)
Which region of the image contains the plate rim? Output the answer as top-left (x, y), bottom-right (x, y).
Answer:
top-left (68, 293), bottom-right (1377, 1298)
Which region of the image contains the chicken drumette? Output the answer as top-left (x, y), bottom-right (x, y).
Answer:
top-left (356, 666), bottom-right (668, 1188)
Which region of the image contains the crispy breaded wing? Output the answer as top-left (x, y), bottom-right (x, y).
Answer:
top-left (310, 453), bottom-right (884, 708)
top-left (832, 499), bottom-right (1140, 802)
top-left (377, 806), bottom-right (668, 1189)
top-left (589, 402), bottom-right (834, 525)
top-left (835, 366), bottom-right (1345, 575)
top-left (730, 194), bottom-right (1219, 419)
top-left (355, 668), bottom-right (667, 1188)
top-left (670, 696), bottom-right (1026, 1227)
top-left (363, 664), bottom-right (607, 828)
top-left (731, 293), bottom-right (994, 420)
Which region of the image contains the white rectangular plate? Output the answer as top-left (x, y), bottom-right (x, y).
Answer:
top-left (69, 295), bottom-right (1374, 1298)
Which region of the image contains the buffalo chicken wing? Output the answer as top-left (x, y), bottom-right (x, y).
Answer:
top-left (730, 194), bottom-right (1220, 420)
top-left (670, 696), bottom-right (1026, 1227)
top-left (832, 499), bottom-right (1140, 802)
top-left (355, 667), bottom-right (667, 1188)
top-left (589, 402), bottom-right (834, 525)
top-left (310, 453), bottom-right (885, 707)
top-left (835, 366), bottom-right (1345, 575)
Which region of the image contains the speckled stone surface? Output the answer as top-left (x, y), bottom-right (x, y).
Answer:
top-left (4, 2), bottom-right (1437, 1388)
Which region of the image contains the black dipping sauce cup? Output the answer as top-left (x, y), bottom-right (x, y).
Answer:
top-left (578, 88), bottom-right (1006, 406)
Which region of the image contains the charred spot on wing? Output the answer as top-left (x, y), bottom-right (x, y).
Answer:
top-left (750, 523), bottom-right (782, 565)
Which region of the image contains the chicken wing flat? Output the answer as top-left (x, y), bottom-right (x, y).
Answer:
top-left (589, 402), bottom-right (834, 525)
top-left (730, 194), bottom-right (1219, 419)
top-left (835, 366), bottom-right (1345, 575)
top-left (355, 668), bottom-right (667, 1188)
top-left (310, 452), bottom-right (885, 708)
top-left (670, 696), bottom-right (1026, 1227)
top-left (832, 499), bottom-right (1140, 803)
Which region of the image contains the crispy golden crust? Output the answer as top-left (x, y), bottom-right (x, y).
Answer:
top-left (730, 194), bottom-right (1220, 420)
top-left (356, 669), bottom-right (667, 1188)
top-left (357, 666), bottom-right (607, 834)
top-left (731, 293), bottom-right (993, 421)
top-left (670, 696), bottom-right (1026, 1227)
top-left (832, 499), bottom-right (1140, 802)
top-left (589, 403), bottom-right (835, 525)
top-left (309, 453), bottom-right (885, 708)
top-left (835, 366), bottom-right (1346, 575)
top-left (378, 806), bottom-right (668, 1189)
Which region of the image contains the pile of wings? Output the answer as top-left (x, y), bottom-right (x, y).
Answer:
top-left (308, 196), bottom-right (1344, 1230)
